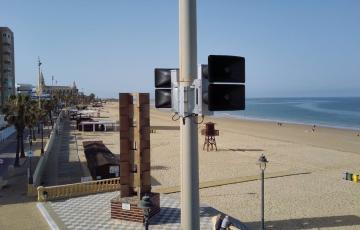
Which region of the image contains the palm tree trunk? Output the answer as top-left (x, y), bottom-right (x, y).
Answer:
top-left (14, 132), bottom-right (20, 167)
top-left (20, 131), bottom-right (25, 158)
top-left (32, 128), bottom-right (36, 141)
top-left (49, 112), bottom-right (53, 129)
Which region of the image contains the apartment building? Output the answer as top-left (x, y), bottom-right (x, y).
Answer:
top-left (0, 27), bottom-right (15, 108)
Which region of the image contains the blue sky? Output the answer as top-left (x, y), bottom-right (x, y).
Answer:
top-left (1, 0), bottom-right (359, 98)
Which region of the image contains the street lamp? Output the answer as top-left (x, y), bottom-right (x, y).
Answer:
top-left (27, 135), bottom-right (33, 184)
top-left (41, 122), bottom-right (44, 155)
top-left (258, 154), bottom-right (268, 230)
top-left (138, 194), bottom-right (153, 230)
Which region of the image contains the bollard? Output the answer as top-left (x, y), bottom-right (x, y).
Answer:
top-left (343, 172), bottom-right (348, 180)
top-left (347, 173), bottom-right (353, 181)
top-left (353, 174), bottom-right (359, 183)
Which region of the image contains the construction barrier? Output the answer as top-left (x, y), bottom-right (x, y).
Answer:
top-left (32, 110), bottom-right (64, 186)
top-left (37, 177), bottom-right (120, 201)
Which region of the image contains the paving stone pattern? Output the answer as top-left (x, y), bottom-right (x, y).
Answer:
top-left (44, 191), bottom-right (247, 230)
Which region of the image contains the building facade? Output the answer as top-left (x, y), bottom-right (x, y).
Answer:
top-left (16, 83), bottom-right (34, 96)
top-left (0, 27), bottom-right (15, 108)
top-left (37, 72), bottom-right (78, 96)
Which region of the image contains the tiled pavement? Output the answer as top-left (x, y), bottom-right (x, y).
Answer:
top-left (40, 192), bottom-right (248, 230)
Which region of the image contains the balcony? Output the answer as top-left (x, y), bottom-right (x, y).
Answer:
top-left (2, 50), bottom-right (11, 55)
top-left (2, 45), bottom-right (11, 53)
top-left (3, 55), bottom-right (11, 64)
top-left (2, 36), bottom-right (12, 45)
top-left (2, 66), bottom-right (12, 73)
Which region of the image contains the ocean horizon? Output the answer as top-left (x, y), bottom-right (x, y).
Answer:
top-left (149, 97), bottom-right (360, 131)
top-left (216, 97), bottom-right (360, 131)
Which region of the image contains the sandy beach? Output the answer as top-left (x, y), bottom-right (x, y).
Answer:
top-left (79, 101), bottom-right (360, 229)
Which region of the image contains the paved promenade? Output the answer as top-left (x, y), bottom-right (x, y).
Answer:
top-left (39, 191), bottom-right (247, 230)
top-left (42, 118), bottom-right (83, 186)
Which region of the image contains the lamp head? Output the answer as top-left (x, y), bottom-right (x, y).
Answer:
top-left (258, 154), bottom-right (268, 170)
top-left (138, 194), bottom-right (153, 210)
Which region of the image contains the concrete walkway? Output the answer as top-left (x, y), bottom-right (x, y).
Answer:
top-left (0, 127), bottom-right (51, 230)
top-left (43, 118), bottom-right (83, 186)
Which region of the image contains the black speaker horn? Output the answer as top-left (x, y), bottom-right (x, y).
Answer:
top-left (155, 89), bottom-right (172, 108)
top-left (208, 84), bottom-right (245, 111)
top-left (154, 68), bottom-right (175, 88)
top-left (208, 55), bottom-right (245, 83)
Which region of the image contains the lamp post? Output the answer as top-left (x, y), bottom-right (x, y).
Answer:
top-left (258, 154), bottom-right (268, 230)
top-left (179, 1), bottom-right (200, 229)
top-left (28, 135), bottom-right (33, 184)
top-left (41, 122), bottom-right (44, 154)
top-left (138, 194), bottom-right (153, 230)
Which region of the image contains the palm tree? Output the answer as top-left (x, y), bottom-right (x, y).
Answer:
top-left (54, 91), bottom-right (66, 111)
top-left (27, 101), bottom-right (39, 141)
top-left (2, 94), bottom-right (33, 166)
top-left (37, 99), bottom-right (48, 155)
top-left (43, 98), bottom-right (55, 128)
top-left (89, 93), bottom-right (95, 104)
top-left (51, 95), bottom-right (59, 114)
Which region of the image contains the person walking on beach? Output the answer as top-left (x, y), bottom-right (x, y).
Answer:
top-left (312, 125), bottom-right (316, 132)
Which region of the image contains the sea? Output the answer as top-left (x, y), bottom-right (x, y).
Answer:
top-left (216, 97), bottom-right (360, 131)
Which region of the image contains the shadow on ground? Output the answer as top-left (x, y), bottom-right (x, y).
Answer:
top-left (0, 155), bottom-right (41, 205)
top-left (246, 215), bottom-right (360, 229)
top-left (218, 148), bottom-right (264, 152)
top-left (151, 165), bottom-right (169, 171)
top-left (151, 126), bottom-right (180, 131)
top-left (150, 205), bottom-right (248, 229)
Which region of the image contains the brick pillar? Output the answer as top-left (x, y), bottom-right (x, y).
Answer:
top-left (119, 93), bottom-right (151, 198)
top-left (134, 93), bottom-right (151, 198)
top-left (119, 93), bottom-right (133, 197)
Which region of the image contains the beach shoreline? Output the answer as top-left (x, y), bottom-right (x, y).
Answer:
top-left (80, 101), bottom-right (360, 229)
top-left (214, 112), bottom-right (360, 132)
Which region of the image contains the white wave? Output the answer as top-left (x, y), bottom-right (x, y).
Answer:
top-left (295, 102), bottom-right (360, 117)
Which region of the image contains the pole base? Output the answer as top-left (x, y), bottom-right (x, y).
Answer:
top-left (110, 193), bottom-right (160, 222)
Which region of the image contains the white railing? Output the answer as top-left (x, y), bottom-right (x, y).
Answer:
top-left (37, 177), bottom-right (120, 201)
top-left (33, 110), bottom-right (64, 186)
top-left (0, 126), bottom-right (15, 142)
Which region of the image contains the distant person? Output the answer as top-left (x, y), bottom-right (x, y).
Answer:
top-left (312, 125), bottom-right (316, 132)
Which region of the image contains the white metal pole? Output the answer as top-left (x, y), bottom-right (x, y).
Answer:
top-left (179, 0), bottom-right (199, 229)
